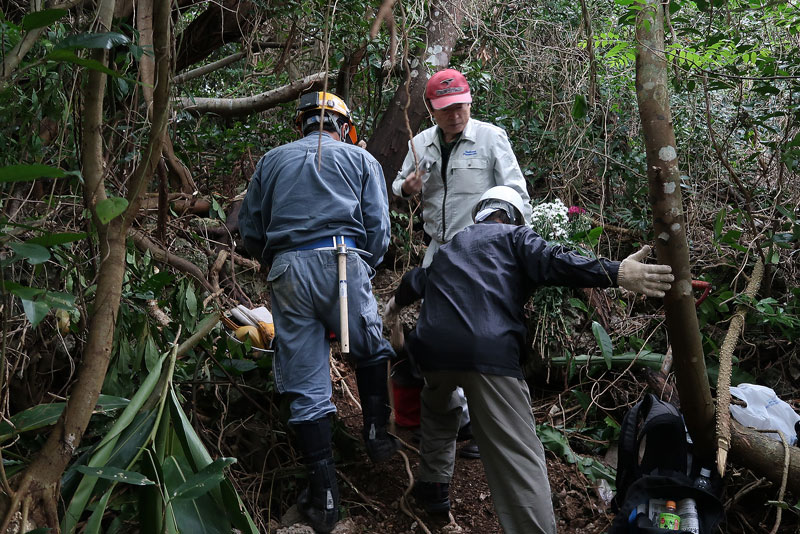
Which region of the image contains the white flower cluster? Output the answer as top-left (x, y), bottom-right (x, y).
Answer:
top-left (530, 198), bottom-right (569, 240)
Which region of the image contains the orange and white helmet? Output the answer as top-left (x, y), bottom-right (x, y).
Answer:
top-left (295, 91), bottom-right (358, 144)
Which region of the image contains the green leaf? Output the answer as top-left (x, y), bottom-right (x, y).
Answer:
top-left (83, 489), bottom-right (112, 534)
top-left (27, 232), bottom-right (87, 246)
top-left (537, 425), bottom-right (578, 463)
top-left (713, 209), bottom-right (726, 241)
top-left (591, 321), bottom-right (614, 369)
top-left (55, 32), bottom-right (131, 50)
top-left (21, 299), bottom-right (50, 327)
top-left (96, 196), bottom-right (129, 224)
top-left (163, 456), bottom-right (231, 534)
top-left (170, 458), bottom-right (236, 501)
top-left (0, 395), bottom-right (129, 443)
top-left (46, 49), bottom-right (121, 78)
top-left (185, 285), bottom-right (197, 318)
top-left (8, 242), bottom-right (50, 265)
top-left (62, 353), bottom-right (170, 534)
top-left (571, 94), bottom-right (588, 120)
top-left (21, 8), bottom-right (67, 31)
top-left (75, 465), bottom-right (155, 485)
top-left (0, 164), bottom-right (65, 183)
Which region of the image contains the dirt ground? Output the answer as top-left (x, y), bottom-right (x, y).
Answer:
top-left (269, 363), bottom-right (614, 534)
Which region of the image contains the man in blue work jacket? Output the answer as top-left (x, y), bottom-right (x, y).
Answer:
top-left (239, 92), bottom-right (397, 533)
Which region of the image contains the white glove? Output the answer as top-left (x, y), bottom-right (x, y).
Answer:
top-left (384, 297), bottom-right (404, 351)
top-left (617, 246), bottom-right (674, 297)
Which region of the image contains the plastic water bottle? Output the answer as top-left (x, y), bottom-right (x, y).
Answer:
top-left (694, 467), bottom-right (713, 492)
top-left (658, 500), bottom-right (681, 530)
top-left (677, 498), bottom-right (700, 534)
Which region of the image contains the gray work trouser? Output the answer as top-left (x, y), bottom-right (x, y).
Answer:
top-left (418, 370), bottom-right (557, 534)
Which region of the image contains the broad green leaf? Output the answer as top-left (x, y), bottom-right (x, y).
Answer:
top-left (8, 242), bottom-right (50, 265)
top-left (56, 32), bottom-right (131, 50)
top-left (537, 425), bottom-right (578, 463)
top-left (47, 49), bottom-right (121, 78)
top-left (75, 465), bottom-right (154, 485)
top-left (95, 196), bottom-right (129, 224)
top-left (0, 164), bottom-right (65, 183)
top-left (27, 232), bottom-right (87, 246)
top-left (167, 383), bottom-right (258, 534)
top-left (21, 8), bottom-right (67, 31)
top-left (170, 458), bottom-right (236, 501)
top-left (21, 299), bottom-right (49, 327)
top-left (0, 395), bottom-right (129, 443)
top-left (571, 94), bottom-right (588, 120)
top-left (185, 285), bottom-right (197, 318)
top-left (168, 389), bottom-right (213, 472)
top-left (163, 456), bottom-right (231, 534)
top-left (219, 479), bottom-right (259, 534)
top-left (591, 321), bottom-right (614, 369)
top-left (62, 352), bottom-right (169, 534)
top-left (144, 337), bottom-right (161, 372)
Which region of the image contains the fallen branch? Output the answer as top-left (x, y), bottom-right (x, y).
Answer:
top-left (174, 71), bottom-right (333, 117)
top-left (130, 230), bottom-right (215, 293)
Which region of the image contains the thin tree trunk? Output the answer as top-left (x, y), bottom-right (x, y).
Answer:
top-left (634, 0), bottom-right (715, 456)
top-left (366, 0), bottom-right (466, 188)
top-left (0, 0), bottom-right (171, 529)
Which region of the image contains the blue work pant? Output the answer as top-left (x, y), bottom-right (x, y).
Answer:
top-left (268, 249), bottom-right (395, 423)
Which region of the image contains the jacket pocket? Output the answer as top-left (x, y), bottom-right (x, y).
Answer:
top-left (449, 157), bottom-right (488, 170)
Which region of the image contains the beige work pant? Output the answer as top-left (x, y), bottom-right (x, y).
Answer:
top-left (418, 370), bottom-right (557, 534)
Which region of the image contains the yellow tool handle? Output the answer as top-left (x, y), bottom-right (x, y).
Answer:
top-left (338, 249), bottom-right (349, 353)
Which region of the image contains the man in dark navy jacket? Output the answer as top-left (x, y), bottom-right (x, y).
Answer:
top-left (384, 186), bottom-right (674, 534)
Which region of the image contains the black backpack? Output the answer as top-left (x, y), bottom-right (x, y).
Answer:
top-left (609, 394), bottom-right (725, 534)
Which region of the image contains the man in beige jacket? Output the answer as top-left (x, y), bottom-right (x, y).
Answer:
top-left (392, 68), bottom-right (532, 267)
top-left (391, 68), bottom-right (533, 459)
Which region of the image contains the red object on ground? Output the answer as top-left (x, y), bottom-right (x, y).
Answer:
top-left (392, 381), bottom-right (422, 427)
top-left (692, 280), bottom-right (712, 307)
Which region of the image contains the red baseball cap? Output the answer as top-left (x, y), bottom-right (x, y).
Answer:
top-left (425, 69), bottom-right (472, 110)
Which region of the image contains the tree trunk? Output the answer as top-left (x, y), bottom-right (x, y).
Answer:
top-left (634, 0), bottom-right (715, 455)
top-left (174, 0), bottom-right (256, 72)
top-left (0, 0), bottom-right (171, 529)
top-left (366, 0), bottom-right (466, 189)
top-left (730, 422), bottom-right (800, 496)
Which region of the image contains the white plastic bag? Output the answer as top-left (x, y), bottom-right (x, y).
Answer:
top-left (729, 383), bottom-right (800, 446)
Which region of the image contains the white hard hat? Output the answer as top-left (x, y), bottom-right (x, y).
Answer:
top-left (472, 186), bottom-right (525, 224)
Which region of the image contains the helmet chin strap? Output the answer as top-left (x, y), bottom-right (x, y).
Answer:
top-left (339, 122), bottom-right (354, 144)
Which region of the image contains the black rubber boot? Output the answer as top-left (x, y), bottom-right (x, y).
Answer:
top-left (356, 363), bottom-right (400, 462)
top-left (293, 417), bottom-right (339, 533)
top-left (412, 480), bottom-right (451, 514)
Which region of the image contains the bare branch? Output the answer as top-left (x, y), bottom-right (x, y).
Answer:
top-left (174, 71), bottom-right (332, 116)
